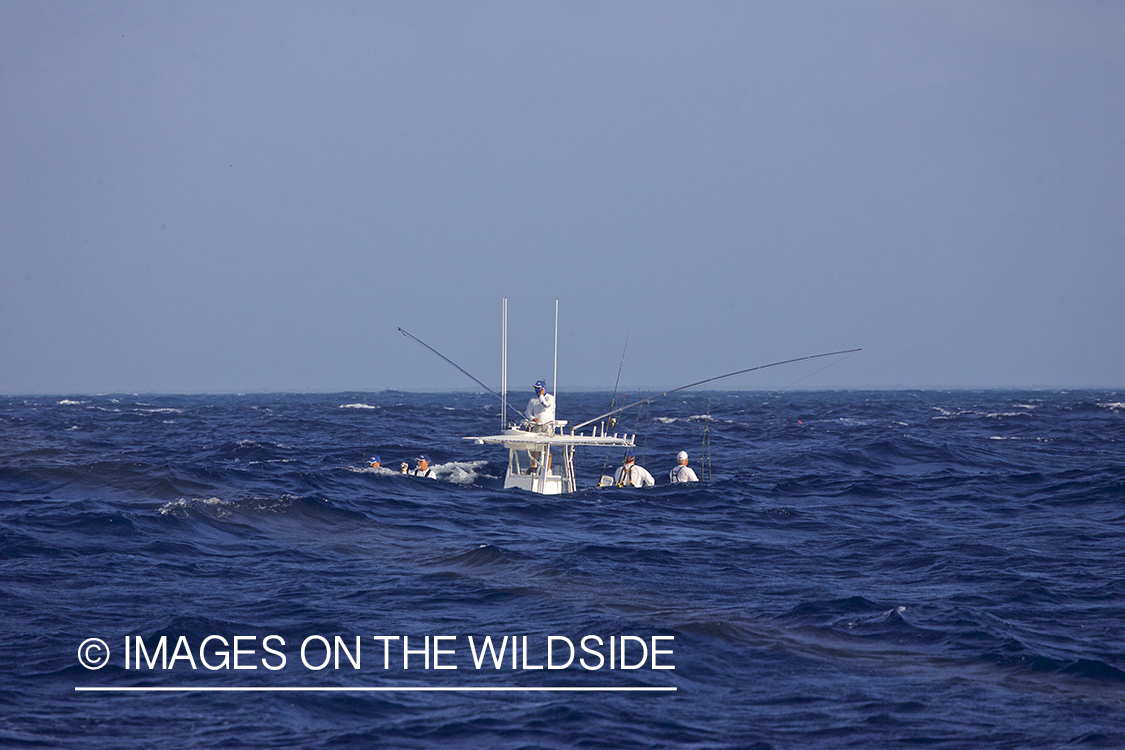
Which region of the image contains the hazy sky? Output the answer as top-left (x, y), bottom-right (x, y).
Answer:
top-left (2, 1), bottom-right (1122, 394)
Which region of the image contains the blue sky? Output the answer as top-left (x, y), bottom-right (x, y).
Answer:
top-left (2, 1), bottom-right (1122, 393)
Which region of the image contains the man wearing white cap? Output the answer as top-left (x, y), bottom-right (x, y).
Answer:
top-left (669, 451), bottom-right (699, 483)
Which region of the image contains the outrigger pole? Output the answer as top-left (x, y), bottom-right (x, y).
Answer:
top-left (398, 327), bottom-right (528, 420)
top-left (570, 348), bottom-right (862, 431)
top-left (553, 299), bottom-right (559, 417)
top-left (501, 299), bottom-right (508, 430)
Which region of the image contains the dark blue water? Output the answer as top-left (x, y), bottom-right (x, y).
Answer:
top-left (2, 391), bottom-right (1123, 749)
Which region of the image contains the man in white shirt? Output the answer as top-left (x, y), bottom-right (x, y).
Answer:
top-left (669, 451), bottom-right (699, 483)
top-left (614, 453), bottom-right (655, 488)
top-left (525, 380), bottom-right (556, 428)
top-left (405, 454), bottom-right (436, 479)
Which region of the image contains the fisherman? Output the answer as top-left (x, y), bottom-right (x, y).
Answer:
top-left (525, 379), bottom-right (556, 430)
top-left (614, 452), bottom-right (654, 488)
top-left (669, 451), bottom-right (699, 483)
top-left (405, 454), bottom-right (437, 479)
top-left (368, 455), bottom-right (381, 469)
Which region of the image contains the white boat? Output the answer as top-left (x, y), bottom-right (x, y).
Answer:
top-left (464, 421), bottom-right (634, 495)
top-left (401, 298), bottom-right (859, 495)
top-left (459, 298), bottom-right (634, 494)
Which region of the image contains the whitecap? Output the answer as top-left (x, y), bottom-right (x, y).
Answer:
top-left (433, 460), bottom-right (494, 485)
top-left (835, 605), bottom-right (906, 630)
top-left (349, 461), bottom-right (495, 485)
top-left (347, 465), bottom-right (398, 476)
top-left (836, 417), bottom-right (873, 426)
top-left (233, 439), bottom-right (290, 449)
top-left (159, 496), bottom-right (230, 517)
top-left (58, 399), bottom-right (85, 405)
top-left (340, 403), bottom-right (377, 410)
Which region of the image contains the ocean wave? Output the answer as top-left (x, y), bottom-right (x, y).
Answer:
top-left (346, 465), bottom-right (400, 476)
top-left (654, 415), bottom-right (730, 424)
top-left (432, 543), bottom-right (529, 571)
top-left (158, 496), bottom-right (232, 518)
top-left (980, 651), bottom-right (1125, 683)
top-left (156, 493), bottom-right (313, 519)
top-left (4, 390), bottom-right (1124, 748)
top-left (346, 460), bottom-right (495, 485)
top-left (434, 460), bottom-right (494, 484)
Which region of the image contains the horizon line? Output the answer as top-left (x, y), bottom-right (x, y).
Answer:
top-left (75, 685), bottom-right (677, 693)
top-left (4, 385), bottom-right (1122, 398)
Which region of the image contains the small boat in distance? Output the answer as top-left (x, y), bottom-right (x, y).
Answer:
top-left (401, 299), bottom-right (635, 495)
top-left (401, 299), bottom-right (859, 496)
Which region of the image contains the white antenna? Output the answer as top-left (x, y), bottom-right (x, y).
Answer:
top-left (501, 298), bottom-right (508, 430)
top-left (552, 299), bottom-right (559, 409)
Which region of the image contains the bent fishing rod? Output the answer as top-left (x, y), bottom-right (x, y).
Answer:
top-left (570, 348), bottom-right (862, 431)
top-left (398, 327), bottom-right (528, 421)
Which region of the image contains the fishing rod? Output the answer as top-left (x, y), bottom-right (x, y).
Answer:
top-left (701, 396), bottom-right (712, 482)
top-left (352, 412), bottom-right (366, 466)
top-left (609, 334), bottom-right (629, 422)
top-left (570, 348), bottom-right (862, 431)
top-left (398, 327), bottom-right (528, 421)
top-left (597, 334), bottom-right (630, 482)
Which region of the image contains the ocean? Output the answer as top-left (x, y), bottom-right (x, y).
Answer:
top-left (1, 390), bottom-right (1122, 749)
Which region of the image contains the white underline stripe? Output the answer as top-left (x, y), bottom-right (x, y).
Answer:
top-left (76, 686), bottom-right (677, 692)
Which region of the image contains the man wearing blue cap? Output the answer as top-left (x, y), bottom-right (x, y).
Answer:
top-left (368, 455), bottom-right (381, 469)
top-left (406, 454), bottom-right (436, 479)
top-left (525, 380), bottom-right (556, 429)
